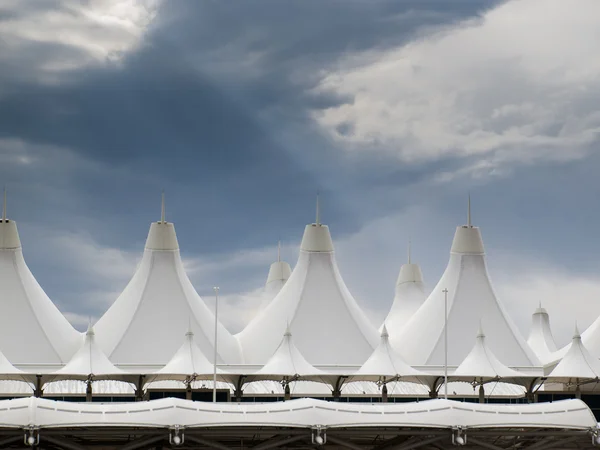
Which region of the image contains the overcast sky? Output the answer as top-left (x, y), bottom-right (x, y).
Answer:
top-left (1, 0), bottom-right (599, 346)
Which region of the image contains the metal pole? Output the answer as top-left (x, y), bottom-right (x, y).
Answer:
top-left (213, 286), bottom-right (219, 403)
top-left (443, 288), bottom-right (448, 399)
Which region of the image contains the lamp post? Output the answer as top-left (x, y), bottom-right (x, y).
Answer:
top-left (442, 288), bottom-right (449, 400)
top-left (213, 286), bottom-right (219, 403)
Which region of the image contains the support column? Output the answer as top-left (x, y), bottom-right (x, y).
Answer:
top-left (478, 384), bottom-right (485, 403)
top-left (86, 380), bottom-right (93, 402)
top-left (186, 382), bottom-right (192, 401)
top-left (381, 384), bottom-right (388, 403)
top-left (135, 375), bottom-right (145, 402)
top-left (284, 383), bottom-right (291, 401)
top-left (34, 375), bottom-right (43, 398)
top-left (234, 376), bottom-right (245, 403)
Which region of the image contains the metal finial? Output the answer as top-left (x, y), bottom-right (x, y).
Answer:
top-left (316, 191), bottom-right (320, 225)
top-left (467, 193), bottom-right (472, 228)
top-left (2, 186), bottom-right (6, 222)
top-left (277, 240), bottom-right (281, 262)
top-left (160, 191), bottom-right (166, 223)
top-left (408, 238), bottom-right (412, 264)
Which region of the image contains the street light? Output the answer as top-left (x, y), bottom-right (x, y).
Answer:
top-left (443, 287), bottom-right (449, 400)
top-left (213, 286), bottom-right (219, 403)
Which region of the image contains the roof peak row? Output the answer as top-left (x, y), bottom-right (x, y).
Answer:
top-left (0, 193), bottom-right (577, 377)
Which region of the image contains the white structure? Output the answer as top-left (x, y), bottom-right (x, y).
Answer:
top-left (259, 241), bottom-right (292, 310)
top-left (382, 242), bottom-right (426, 334)
top-left (453, 324), bottom-right (531, 382)
top-left (53, 325), bottom-right (128, 381)
top-left (547, 325), bottom-right (600, 381)
top-left (238, 210), bottom-right (379, 365)
top-left (392, 203), bottom-right (538, 367)
top-left (152, 330), bottom-right (219, 382)
top-left (95, 198), bottom-right (243, 366)
top-left (354, 326), bottom-right (427, 382)
top-left (0, 200), bottom-right (80, 365)
top-left (252, 327), bottom-right (324, 380)
top-left (527, 303), bottom-right (558, 364)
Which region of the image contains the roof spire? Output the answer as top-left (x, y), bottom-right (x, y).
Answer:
top-left (2, 186), bottom-right (6, 222)
top-left (467, 192), bottom-right (472, 228)
top-left (315, 191), bottom-right (321, 225)
top-left (160, 191), bottom-right (166, 223)
top-left (277, 239), bottom-right (281, 262)
top-left (477, 320), bottom-right (484, 338)
top-left (408, 238), bottom-right (412, 264)
top-left (574, 322), bottom-right (581, 338)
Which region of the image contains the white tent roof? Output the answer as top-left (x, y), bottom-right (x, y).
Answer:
top-left (238, 219), bottom-right (378, 365)
top-left (453, 324), bottom-right (531, 381)
top-left (572, 306), bottom-right (600, 361)
top-left (152, 330), bottom-right (220, 381)
top-left (259, 242), bottom-right (292, 310)
top-left (392, 209), bottom-right (539, 367)
top-left (253, 327), bottom-right (324, 379)
top-left (527, 303), bottom-right (558, 364)
top-left (0, 216), bottom-right (80, 364)
top-left (355, 326), bottom-right (427, 381)
top-left (95, 208), bottom-right (243, 365)
top-left (0, 397), bottom-right (594, 430)
top-left (53, 325), bottom-right (128, 380)
top-left (547, 325), bottom-right (600, 380)
top-left (382, 249), bottom-right (426, 333)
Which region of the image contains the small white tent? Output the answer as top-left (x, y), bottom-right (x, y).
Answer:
top-left (259, 241), bottom-right (292, 310)
top-left (527, 303), bottom-right (558, 364)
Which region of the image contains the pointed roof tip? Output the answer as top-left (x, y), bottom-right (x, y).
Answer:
top-left (467, 192), bottom-right (472, 228)
top-left (407, 238), bottom-right (412, 264)
top-left (315, 191), bottom-right (321, 225)
top-left (2, 185), bottom-right (6, 222)
top-left (277, 239), bottom-right (281, 262)
top-left (160, 191), bottom-right (166, 223)
top-left (381, 324), bottom-right (389, 338)
top-left (284, 322), bottom-right (292, 337)
top-left (86, 323), bottom-right (95, 336)
top-left (574, 322), bottom-right (581, 339)
top-left (476, 320), bottom-right (485, 338)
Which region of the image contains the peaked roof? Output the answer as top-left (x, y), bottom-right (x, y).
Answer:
top-left (453, 324), bottom-right (530, 381)
top-left (548, 325), bottom-right (600, 380)
top-left (392, 212), bottom-right (539, 367)
top-left (527, 303), bottom-right (558, 364)
top-left (260, 243), bottom-right (292, 310)
top-left (382, 254), bottom-right (427, 333)
top-left (54, 325), bottom-right (128, 380)
top-left (0, 215), bottom-right (80, 364)
top-left (238, 220), bottom-right (379, 365)
top-left (154, 330), bottom-right (219, 381)
top-left (253, 327), bottom-right (324, 379)
top-left (355, 326), bottom-right (427, 382)
top-left (95, 210), bottom-right (243, 365)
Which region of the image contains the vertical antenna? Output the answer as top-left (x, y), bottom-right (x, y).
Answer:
top-left (160, 191), bottom-right (166, 223)
top-left (277, 240), bottom-right (281, 262)
top-left (408, 238), bottom-right (412, 264)
top-left (2, 186), bottom-right (6, 222)
top-left (315, 191), bottom-right (320, 225)
top-left (467, 193), bottom-right (472, 227)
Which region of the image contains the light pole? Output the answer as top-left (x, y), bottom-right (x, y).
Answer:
top-left (213, 286), bottom-right (219, 403)
top-left (442, 288), bottom-right (449, 400)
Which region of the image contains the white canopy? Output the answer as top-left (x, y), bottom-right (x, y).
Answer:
top-left (0, 397), bottom-right (593, 430)
top-left (547, 325), bottom-right (600, 382)
top-left (527, 304), bottom-right (558, 364)
top-left (382, 244), bottom-right (427, 333)
top-left (0, 217), bottom-right (80, 364)
top-left (354, 326), bottom-right (428, 383)
top-left (392, 210), bottom-right (539, 367)
top-left (238, 219), bottom-right (378, 365)
top-left (151, 330), bottom-right (222, 382)
top-left (260, 241), bottom-right (292, 310)
top-left (95, 209), bottom-right (243, 365)
top-left (52, 325), bottom-right (130, 381)
top-left (453, 324), bottom-right (532, 383)
top-left (251, 327), bottom-right (325, 381)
